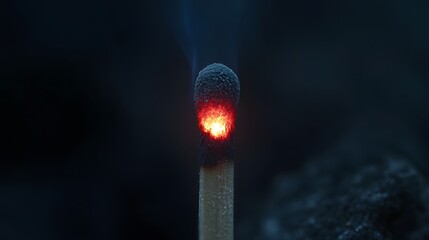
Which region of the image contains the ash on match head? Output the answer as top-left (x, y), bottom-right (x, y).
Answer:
top-left (194, 63), bottom-right (240, 141)
top-left (194, 63), bottom-right (240, 108)
top-left (194, 63), bottom-right (240, 167)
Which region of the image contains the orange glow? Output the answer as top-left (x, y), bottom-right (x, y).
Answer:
top-left (198, 104), bottom-right (235, 140)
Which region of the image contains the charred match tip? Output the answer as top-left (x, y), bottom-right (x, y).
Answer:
top-left (194, 63), bottom-right (240, 167)
top-left (194, 63), bottom-right (240, 108)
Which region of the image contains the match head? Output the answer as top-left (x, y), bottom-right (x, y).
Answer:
top-left (194, 63), bottom-right (240, 140)
top-left (194, 63), bottom-right (240, 108)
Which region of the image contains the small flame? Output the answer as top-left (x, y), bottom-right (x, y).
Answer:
top-left (198, 103), bottom-right (234, 140)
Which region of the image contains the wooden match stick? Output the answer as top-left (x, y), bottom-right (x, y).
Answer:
top-left (194, 63), bottom-right (240, 240)
top-left (199, 161), bottom-right (234, 240)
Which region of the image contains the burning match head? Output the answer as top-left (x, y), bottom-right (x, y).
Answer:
top-left (194, 63), bottom-right (240, 167)
top-left (194, 63), bottom-right (240, 141)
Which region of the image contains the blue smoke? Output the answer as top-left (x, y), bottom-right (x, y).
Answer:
top-left (170, 0), bottom-right (243, 79)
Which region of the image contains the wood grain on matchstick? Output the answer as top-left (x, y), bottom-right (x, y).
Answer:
top-left (199, 161), bottom-right (234, 240)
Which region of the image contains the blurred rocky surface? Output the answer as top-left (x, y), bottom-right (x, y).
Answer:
top-left (238, 121), bottom-right (429, 240)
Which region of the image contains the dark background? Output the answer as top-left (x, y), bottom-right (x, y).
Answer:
top-left (1, 0), bottom-right (428, 239)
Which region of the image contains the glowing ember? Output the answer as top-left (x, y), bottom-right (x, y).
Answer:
top-left (198, 104), bottom-right (235, 140)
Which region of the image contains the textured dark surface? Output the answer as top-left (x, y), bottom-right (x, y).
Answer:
top-left (194, 63), bottom-right (240, 108)
top-left (194, 63), bottom-right (240, 167)
top-left (237, 123), bottom-right (429, 240)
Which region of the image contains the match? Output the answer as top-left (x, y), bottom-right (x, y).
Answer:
top-left (194, 63), bottom-right (240, 240)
